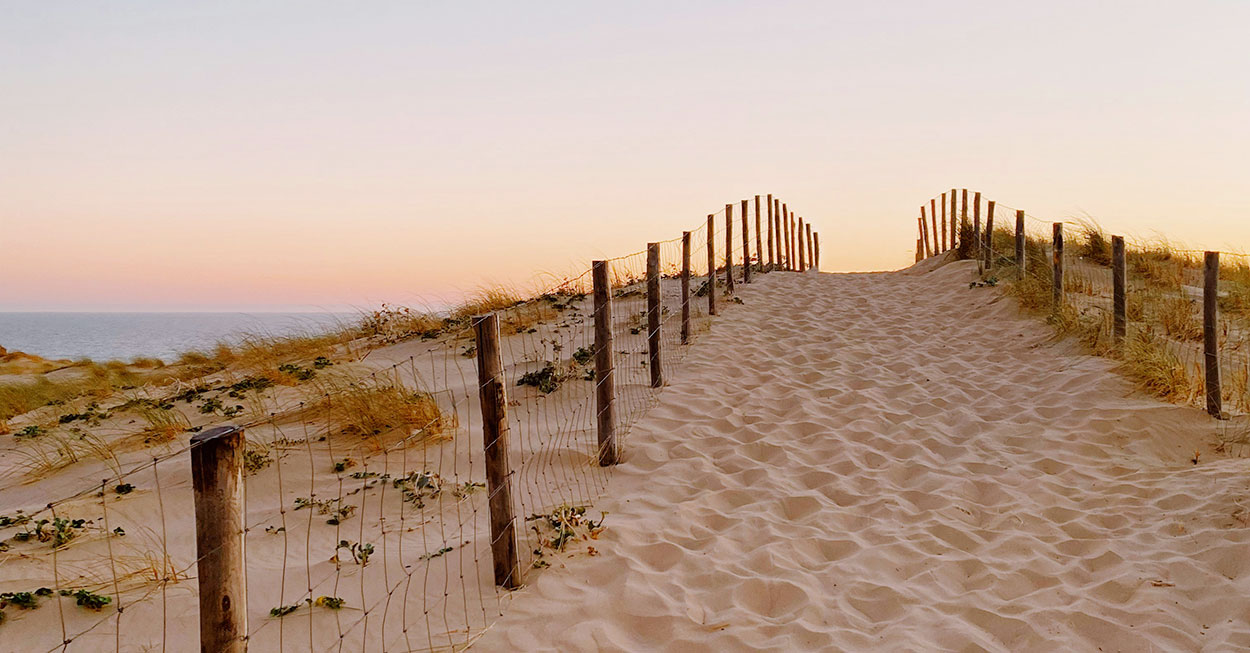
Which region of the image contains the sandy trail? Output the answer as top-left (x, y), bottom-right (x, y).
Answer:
top-left (474, 261), bottom-right (1250, 652)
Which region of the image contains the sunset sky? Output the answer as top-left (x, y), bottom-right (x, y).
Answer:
top-left (2, 1), bottom-right (1246, 311)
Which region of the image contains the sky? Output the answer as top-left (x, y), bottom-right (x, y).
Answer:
top-left (1, 1), bottom-right (1247, 311)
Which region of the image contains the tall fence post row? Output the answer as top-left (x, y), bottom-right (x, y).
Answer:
top-left (754, 195), bottom-right (763, 275)
top-left (681, 231), bottom-right (691, 345)
top-left (191, 425), bottom-right (247, 653)
top-left (646, 242), bottom-right (664, 388)
top-left (706, 214), bottom-right (717, 316)
top-left (1052, 222), bottom-right (1064, 311)
top-left (760, 192), bottom-right (770, 268)
top-left (591, 260), bottom-right (618, 466)
top-left (1015, 210), bottom-right (1026, 277)
top-left (471, 313), bottom-right (523, 589)
top-left (741, 198), bottom-right (751, 284)
top-left (1205, 251), bottom-right (1222, 418)
top-left (983, 201), bottom-right (995, 270)
top-left (724, 204), bottom-right (735, 293)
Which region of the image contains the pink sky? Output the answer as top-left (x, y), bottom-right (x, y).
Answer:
top-left (2, 1), bottom-right (1247, 310)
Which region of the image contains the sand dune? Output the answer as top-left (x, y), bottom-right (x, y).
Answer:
top-left (473, 260), bottom-right (1250, 651)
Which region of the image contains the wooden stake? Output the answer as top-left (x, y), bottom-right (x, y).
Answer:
top-left (1112, 235), bottom-right (1126, 347)
top-left (1015, 209), bottom-right (1026, 277)
top-left (725, 204), bottom-right (735, 293)
top-left (940, 193), bottom-right (947, 251)
top-left (1052, 222), bottom-right (1064, 311)
top-left (921, 207), bottom-right (931, 257)
top-left (1204, 251), bottom-right (1222, 418)
top-left (191, 425), bottom-right (248, 653)
top-left (781, 202), bottom-right (790, 270)
top-left (774, 200), bottom-right (783, 271)
top-left (972, 191), bottom-right (981, 271)
top-left (805, 223), bottom-right (814, 271)
top-left (741, 198), bottom-right (751, 284)
top-left (754, 195), bottom-right (762, 275)
top-left (951, 189), bottom-right (959, 250)
top-left (790, 212), bottom-right (797, 270)
top-left (814, 232), bottom-right (820, 269)
top-left (930, 199), bottom-right (938, 253)
top-left (983, 201), bottom-right (995, 270)
top-left (646, 242), bottom-right (664, 387)
top-left (766, 195), bottom-right (775, 270)
top-left (472, 314), bottom-right (522, 587)
top-left (797, 217), bottom-right (806, 271)
top-left (681, 231), bottom-right (691, 344)
top-left (591, 261), bottom-right (618, 465)
top-left (706, 215), bottom-right (716, 316)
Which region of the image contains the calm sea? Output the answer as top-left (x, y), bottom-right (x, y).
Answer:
top-left (0, 312), bottom-right (356, 363)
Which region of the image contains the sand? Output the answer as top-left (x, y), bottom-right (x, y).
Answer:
top-left (474, 260), bottom-right (1250, 651)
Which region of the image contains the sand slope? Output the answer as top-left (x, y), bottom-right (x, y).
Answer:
top-left (473, 261), bottom-right (1250, 652)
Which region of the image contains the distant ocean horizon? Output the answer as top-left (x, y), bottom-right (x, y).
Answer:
top-left (0, 312), bottom-right (358, 363)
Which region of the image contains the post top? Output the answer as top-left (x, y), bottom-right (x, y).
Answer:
top-left (191, 424), bottom-right (243, 445)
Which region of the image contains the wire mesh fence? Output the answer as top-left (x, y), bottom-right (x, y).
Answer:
top-left (0, 194), bottom-right (818, 651)
top-left (917, 188), bottom-right (1250, 455)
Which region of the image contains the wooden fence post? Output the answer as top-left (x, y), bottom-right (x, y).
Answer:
top-left (741, 198), bottom-right (751, 284)
top-left (191, 425), bottom-right (247, 653)
top-left (814, 232), bottom-right (820, 269)
top-left (806, 223), bottom-right (814, 271)
top-left (472, 314), bottom-right (522, 588)
top-left (775, 201), bottom-right (783, 270)
top-left (920, 207), bottom-right (930, 257)
top-left (754, 195), bottom-right (762, 274)
top-left (789, 212), bottom-right (797, 270)
top-left (766, 195), bottom-right (775, 270)
top-left (1112, 235), bottom-right (1126, 347)
top-left (797, 217), bottom-right (806, 271)
top-left (916, 217), bottom-right (925, 261)
top-left (973, 191), bottom-right (981, 271)
top-left (724, 204), bottom-right (735, 293)
top-left (940, 192), bottom-right (947, 251)
top-left (951, 189), bottom-right (959, 250)
top-left (1015, 209), bottom-right (1026, 277)
top-left (646, 242), bottom-right (663, 388)
top-left (592, 261), bottom-right (618, 465)
top-left (1204, 251), bottom-right (1222, 418)
top-left (930, 199), bottom-right (938, 252)
top-left (983, 200), bottom-right (995, 270)
top-left (1052, 222), bottom-right (1064, 311)
top-left (705, 215), bottom-right (716, 316)
top-left (781, 202), bottom-right (790, 270)
top-left (681, 231), bottom-right (691, 344)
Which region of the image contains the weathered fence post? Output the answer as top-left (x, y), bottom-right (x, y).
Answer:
top-left (781, 202), bottom-right (790, 270)
top-left (983, 200), bottom-right (995, 270)
top-left (1112, 235), bottom-right (1126, 347)
top-left (1052, 222), bottom-right (1064, 311)
top-left (681, 231), bottom-right (691, 344)
top-left (806, 223), bottom-right (813, 271)
top-left (1204, 251), bottom-right (1222, 418)
top-left (591, 261), bottom-right (618, 465)
top-left (1015, 209), bottom-right (1026, 277)
top-left (775, 201), bottom-right (783, 270)
top-left (754, 195), bottom-right (762, 274)
top-left (724, 204), bottom-right (735, 293)
top-left (741, 199), bottom-right (751, 284)
top-left (920, 207), bottom-right (930, 257)
top-left (646, 242), bottom-right (664, 387)
top-left (951, 189), bottom-right (959, 250)
top-left (472, 314), bottom-right (522, 588)
top-left (940, 192), bottom-right (947, 251)
top-left (797, 217), bottom-right (806, 271)
top-left (930, 199), bottom-right (938, 252)
top-left (973, 191), bottom-right (982, 271)
top-left (191, 425), bottom-right (247, 653)
top-left (789, 212), bottom-right (797, 270)
top-left (814, 231), bottom-right (820, 269)
top-left (766, 194), bottom-right (775, 270)
top-left (705, 215), bottom-right (716, 316)
top-left (916, 217), bottom-right (925, 262)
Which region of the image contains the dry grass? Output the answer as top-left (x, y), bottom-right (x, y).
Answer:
top-left (16, 431), bottom-right (118, 479)
top-left (300, 374), bottom-right (456, 449)
top-left (451, 287), bottom-right (523, 322)
top-left (1075, 218), bottom-right (1113, 266)
top-left (1121, 327), bottom-right (1199, 403)
top-left (1156, 295), bottom-right (1203, 342)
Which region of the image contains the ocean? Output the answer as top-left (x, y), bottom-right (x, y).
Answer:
top-left (0, 312), bottom-right (357, 363)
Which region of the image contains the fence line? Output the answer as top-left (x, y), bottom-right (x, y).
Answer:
top-left (0, 194), bottom-right (821, 651)
top-left (915, 188), bottom-right (1250, 440)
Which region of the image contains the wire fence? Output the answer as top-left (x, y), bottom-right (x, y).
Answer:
top-left (917, 188), bottom-right (1250, 455)
top-left (0, 194), bottom-right (819, 651)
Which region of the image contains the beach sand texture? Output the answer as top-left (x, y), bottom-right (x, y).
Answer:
top-left (475, 260), bottom-right (1250, 651)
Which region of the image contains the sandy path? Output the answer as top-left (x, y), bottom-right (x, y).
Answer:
top-left (473, 261), bottom-right (1250, 652)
